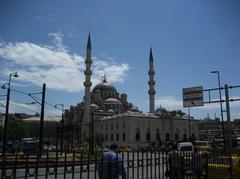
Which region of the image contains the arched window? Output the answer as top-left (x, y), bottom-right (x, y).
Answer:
top-left (136, 128), bottom-right (140, 141)
top-left (156, 128), bottom-right (160, 141)
top-left (165, 132), bottom-right (170, 141)
top-left (191, 134), bottom-right (195, 141)
top-left (116, 133), bottom-right (119, 141)
top-left (146, 128), bottom-right (150, 141)
top-left (111, 133), bottom-right (113, 141)
top-left (175, 134), bottom-right (179, 141)
top-left (183, 134), bottom-right (187, 141)
top-left (122, 133), bottom-right (125, 141)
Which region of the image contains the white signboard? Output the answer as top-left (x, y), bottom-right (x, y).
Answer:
top-left (182, 86), bottom-right (204, 107)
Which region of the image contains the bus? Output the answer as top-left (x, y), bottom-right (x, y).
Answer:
top-left (21, 138), bottom-right (39, 153)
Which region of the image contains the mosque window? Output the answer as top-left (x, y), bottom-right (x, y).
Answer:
top-left (123, 133), bottom-right (125, 141)
top-left (111, 123), bottom-right (113, 130)
top-left (136, 132), bottom-right (140, 141)
top-left (183, 134), bottom-right (187, 141)
top-left (106, 134), bottom-right (108, 141)
top-left (156, 128), bottom-right (160, 141)
top-left (136, 128), bottom-right (140, 141)
top-left (175, 134), bottom-right (178, 141)
top-left (146, 128), bottom-right (150, 141)
top-left (165, 133), bottom-right (170, 141)
top-left (123, 122), bottom-right (125, 129)
top-left (191, 134), bottom-right (195, 141)
top-left (116, 133), bottom-right (119, 141)
top-left (111, 133), bottom-right (113, 141)
top-left (106, 124), bottom-right (108, 130)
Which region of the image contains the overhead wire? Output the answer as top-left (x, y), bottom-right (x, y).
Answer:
top-left (1, 86), bottom-right (65, 116)
top-left (9, 101), bottom-right (39, 114)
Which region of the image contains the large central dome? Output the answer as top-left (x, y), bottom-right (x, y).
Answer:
top-left (92, 78), bottom-right (117, 94)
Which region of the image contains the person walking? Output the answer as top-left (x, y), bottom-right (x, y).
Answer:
top-left (193, 151), bottom-right (202, 179)
top-left (167, 144), bottom-right (182, 179)
top-left (98, 144), bottom-right (126, 179)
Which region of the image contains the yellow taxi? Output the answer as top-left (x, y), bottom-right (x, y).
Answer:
top-left (203, 155), bottom-right (240, 179)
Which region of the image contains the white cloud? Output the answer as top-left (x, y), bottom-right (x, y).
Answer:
top-left (0, 33), bottom-right (129, 92)
top-left (49, 32), bottom-right (67, 52)
top-left (155, 96), bottom-right (183, 110)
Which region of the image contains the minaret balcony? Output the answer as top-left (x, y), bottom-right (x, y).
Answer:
top-left (84, 70), bottom-right (92, 75)
top-left (84, 81), bottom-right (92, 87)
top-left (148, 81), bottom-right (155, 85)
top-left (148, 90), bottom-right (156, 95)
top-left (85, 59), bottom-right (92, 64)
top-left (148, 71), bottom-right (155, 75)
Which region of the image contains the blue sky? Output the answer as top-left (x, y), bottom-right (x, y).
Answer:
top-left (0, 0), bottom-right (240, 120)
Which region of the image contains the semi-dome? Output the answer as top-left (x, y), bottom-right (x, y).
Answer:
top-left (104, 98), bottom-right (122, 104)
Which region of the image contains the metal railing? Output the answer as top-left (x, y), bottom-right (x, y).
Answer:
top-left (0, 147), bottom-right (236, 179)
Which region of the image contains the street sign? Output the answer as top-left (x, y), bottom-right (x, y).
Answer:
top-left (182, 86), bottom-right (204, 107)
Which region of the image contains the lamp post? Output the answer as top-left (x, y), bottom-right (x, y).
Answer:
top-left (188, 107), bottom-right (191, 141)
top-left (55, 104), bottom-right (64, 155)
top-left (211, 70), bottom-right (225, 149)
top-left (2, 72), bottom-right (19, 157)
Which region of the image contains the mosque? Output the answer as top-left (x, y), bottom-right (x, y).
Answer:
top-left (64, 35), bottom-right (199, 148)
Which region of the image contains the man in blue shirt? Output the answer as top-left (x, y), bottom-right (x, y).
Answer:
top-left (98, 144), bottom-right (126, 179)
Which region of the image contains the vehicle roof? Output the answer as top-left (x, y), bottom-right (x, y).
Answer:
top-left (194, 140), bottom-right (209, 142)
top-left (178, 142), bottom-right (193, 146)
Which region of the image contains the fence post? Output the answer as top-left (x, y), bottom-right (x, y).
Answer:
top-left (229, 154), bottom-right (233, 179)
top-left (205, 153), bottom-right (208, 179)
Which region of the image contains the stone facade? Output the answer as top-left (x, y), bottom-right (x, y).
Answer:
top-left (96, 112), bottom-right (199, 148)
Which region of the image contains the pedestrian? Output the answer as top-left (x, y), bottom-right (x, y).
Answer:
top-left (98, 144), bottom-right (126, 179)
top-left (193, 151), bottom-right (202, 179)
top-left (167, 144), bottom-right (181, 179)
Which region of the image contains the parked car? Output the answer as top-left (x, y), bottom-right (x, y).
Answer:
top-left (194, 140), bottom-right (212, 152)
top-left (203, 155), bottom-right (240, 179)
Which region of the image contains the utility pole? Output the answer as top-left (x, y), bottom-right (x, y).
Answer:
top-left (2, 72), bottom-right (18, 157)
top-left (211, 71), bottom-right (225, 150)
top-left (61, 109), bottom-right (64, 155)
top-left (224, 84), bottom-right (232, 153)
top-left (188, 107), bottom-right (191, 141)
top-left (39, 83), bottom-right (46, 156)
top-left (55, 104), bottom-right (64, 155)
top-left (2, 86), bottom-right (10, 160)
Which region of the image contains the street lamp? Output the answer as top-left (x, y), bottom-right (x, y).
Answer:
top-left (55, 104), bottom-right (64, 155)
top-left (2, 72), bottom-right (19, 157)
top-left (211, 70), bottom-right (225, 149)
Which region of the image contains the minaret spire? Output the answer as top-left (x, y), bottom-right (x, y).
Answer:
top-left (87, 33), bottom-right (91, 49)
top-left (83, 34), bottom-right (93, 139)
top-left (149, 47), bottom-right (153, 62)
top-left (148, 47), bottom-right (155, 113)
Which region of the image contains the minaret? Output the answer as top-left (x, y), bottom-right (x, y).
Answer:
top-left (148, 48), bottom-right (155, 113)
top-left (83, 34), bottom-right (92, 127)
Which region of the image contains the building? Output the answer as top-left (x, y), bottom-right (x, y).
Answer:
top-left (64, 35), bottom-right (200, 148)
top-left (0, 113), bottom-right (4, 127)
